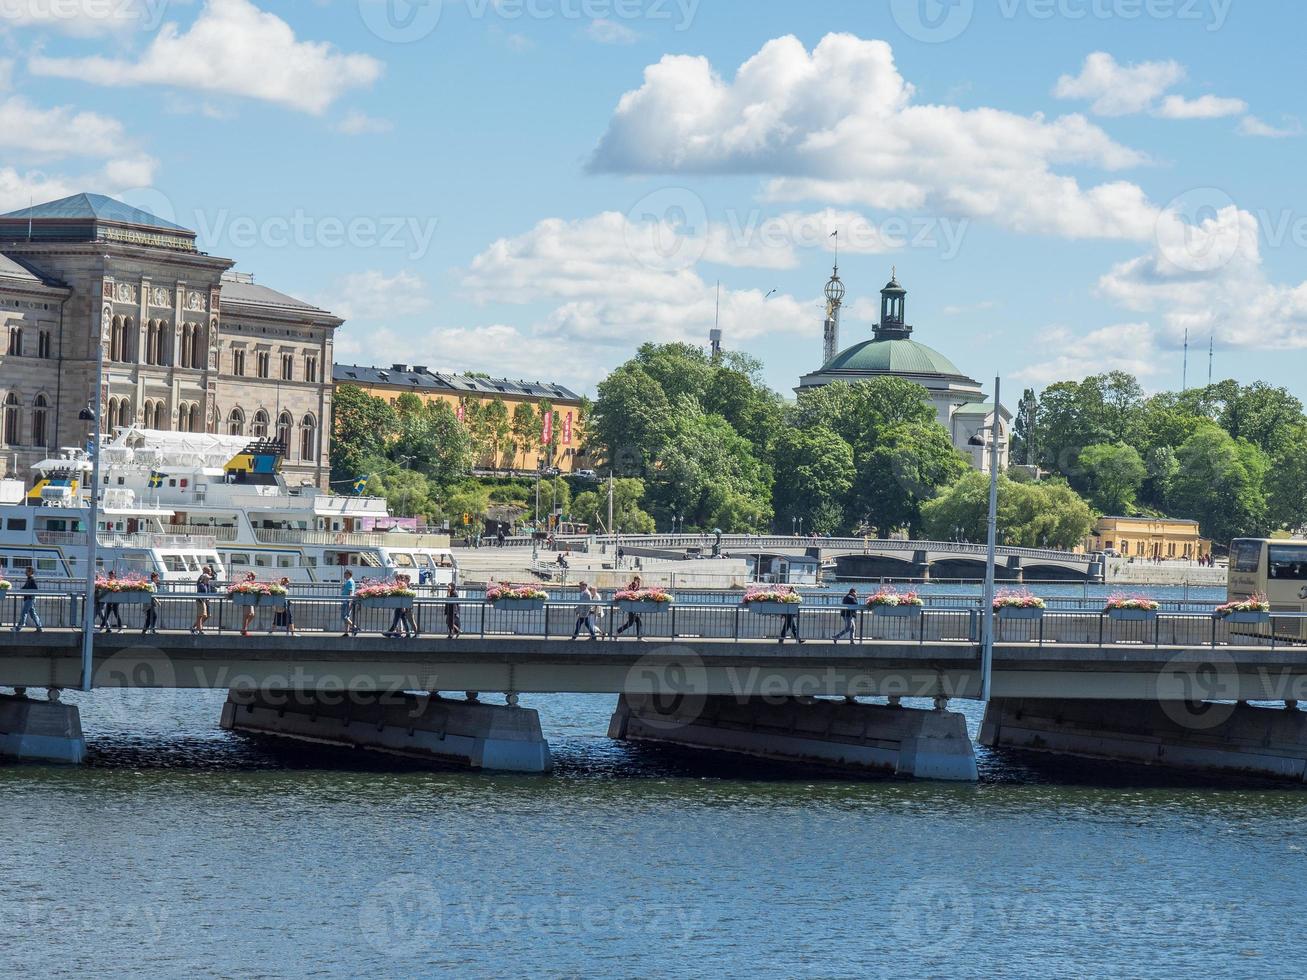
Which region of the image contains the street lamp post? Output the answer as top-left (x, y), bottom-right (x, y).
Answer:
top-left (79, 297), bottom-right (108, 692)
top-left (981, 377), bottom-right (1002, 704)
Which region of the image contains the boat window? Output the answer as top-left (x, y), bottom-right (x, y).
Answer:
top-left (359, 553), bottom-right (382, 567)
top-left (12, 558), bottom-right (33, 570)
top-left (277, 555), bottom-right (293, 568)
top-left (162, 555), bottom-right (186, 572)
top-left (1268, 545), bottom-right (1307, 580)
top-left (229, 553), bottom-right (250, 566)
top-left (183, 556), bottom-right (200, 572)
top-left (36, 558), bottom-right (56, 572)
top-left (6, 518), bottom-right (26, 531)
top-left (255, 554), bottom-right (271, 567)
top-left (0, 557), bottom-right (8, 568)
top-left (303, 556), bottom-right (317, 567)
top-left (391, 553), bottom-right (416, 567)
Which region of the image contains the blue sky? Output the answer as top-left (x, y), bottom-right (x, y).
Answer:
top-left (3, 0), bottom-right (1304, 401)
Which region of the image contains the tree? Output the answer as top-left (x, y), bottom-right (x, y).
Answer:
top-left (1268, 427), bottom-right (1307, 534)
top-left (1216, 381), bottom-right (1304, 456)
top-left (651, 405), bottom-right (773, 531)
top-left (789, 379), bottom-right (935, 455)
top-left (331, 385), bottom-right (398, 487)
top-left (1166, 426), bottom-right (1269, 544)
top-left (921, 473), bottom-right (1093, 549)
top-left (1012, 388), bottom-right (1039, 466)
top-left (440, 483), bottom-right (491, 530)
top-left (510, 402), bottom-right (536, 470)
top-left (392, 400), bottom-right (473, 491)
top-left (481, 397), bottom-right (510, 470)
top-left (771, 427), bottom-right (855, 534)
top-left (1077, 442), bottom-right (1147, 515)
top-left (850, 423), bottom-right (968, 536)
top-left (571, 478), bottom-right (656, 534)
top-left (589, 363), bottom-right (672, 475)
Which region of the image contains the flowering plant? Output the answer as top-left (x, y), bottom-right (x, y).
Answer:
top-left (96, 573), bottom-right (157, 594)
top-left (615, 588), bottom-right (673, 603)
top-left (226, 581), bottom-right (288, 597)
top-left (0, 580), bottom-right (10, 590)
top-left (994, 589), bottom-right (1047, 610)
top-left (487, 584), bottom-right (548, 602)
top-left (357, 581), bottom-right (417, 599)
top-left (742, 586), bottom-right (802, 605)
top-left (1104, 594), bottom-right (1159, 612)
top-left (866, 588), bottom-right (923, 608)
top-left (1215, 594), bottom-right (1270, 616)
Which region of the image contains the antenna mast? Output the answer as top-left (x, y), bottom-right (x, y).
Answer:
top-left (1182, 329), bottom-right (1188, 391)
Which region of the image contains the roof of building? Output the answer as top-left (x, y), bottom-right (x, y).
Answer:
top-left (0, 251), bottom-right (51, 286)
top-left (0, 193), bottom-right (191, 233)
top-left (334, 363), bottom-right (582, 402)
top-left (219, 275), bottom-right (336, 319)
top-left (816, 338), bottom-right (974, 382)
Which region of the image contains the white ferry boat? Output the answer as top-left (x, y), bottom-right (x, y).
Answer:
top-left (0, 427), bottom-right (456, 586)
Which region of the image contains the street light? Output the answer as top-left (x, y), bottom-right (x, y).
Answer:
top-left (80, 293), bottom-right (108, 692)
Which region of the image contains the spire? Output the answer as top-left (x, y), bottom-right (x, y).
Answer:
top-left (822, 259), bottom-right (845, 364)
top-left (875, 269), bottom-right (911, 341)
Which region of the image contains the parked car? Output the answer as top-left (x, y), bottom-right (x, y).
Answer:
top-left (575, 469), bottom-right (599, 481)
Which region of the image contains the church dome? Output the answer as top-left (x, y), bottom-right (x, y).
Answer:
top-left (819, 337), bottom-right (967, 379)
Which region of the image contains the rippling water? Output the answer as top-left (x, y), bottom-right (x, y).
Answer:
top-left (3, 689), bottom-right (1304, 978)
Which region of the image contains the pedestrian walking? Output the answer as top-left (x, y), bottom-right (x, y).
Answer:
top-left (240, 570), bottom-right (258, 636)
top-left (384, 574), bottom-right (419, 638)
top-left (340, 569), bottom-right (358, 636)
top-left (615, 575), bottom-right (644, 640)
top-left (98, 570), bottom-right (123, 632)
top-left (570, 582), bottom-right (598, 640)
top-left (13, 568), bottom-right (42, 633)
top-left (778, 607), bottom-right (803, 644)
top-left (444, 582), bottom-right (461, 639)
top-left (141, 572), bottom-right (161, 634)
top-left (832, 587), bottom-right (858, 642)
top-left (273, 576), bottom-right (296, 635)
top-left (192, 564), bottom-right (215, 634)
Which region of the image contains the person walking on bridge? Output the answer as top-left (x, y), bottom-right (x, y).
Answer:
top-left (570, 582), bottom-right (599, 640)
top-left (832, 587), bottom-right (858, 643)
top-left (13, 568), bottom-right (42, 633)
top-left (141, 572), bottom-right (161, 635)
top-left (444, 581), bottom-right (461, 639)
top-left (192, 565), bottom-right (215, 634)
top-left (615, 575), bottom-right (644, 640)
top-left (340, 569), bottom-right (358, 637)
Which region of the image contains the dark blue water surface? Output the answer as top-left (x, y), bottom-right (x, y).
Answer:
top-left (3, 686), bottom-right (1305, 978)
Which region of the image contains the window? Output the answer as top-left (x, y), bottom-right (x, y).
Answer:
top-left (281, 354), bottom-right (294, 381)
top-left (6, 518), bottom-right (27, 531)
top-left (277, 411), bottom-right (292, 450)
top-left (31, 395), bottom-right (47, 447)
top-left (305, 355), bottom-right (319, 383)
top-left (38, 331), bottom-right (51, 359)
top-left (253, 409), bottom-right (269, 439)
top-left (1268, 545), bottom-right (1307, 581)
top-left (7, 327), bottom-right (21, 356)
top-left (256, 352), bottom-right (270, 379)
top-left (189, 404), bottom-right (202, 433)
top-left (232, 349), bottom-right (246, 376)
top-left (189, 324), bottom-right (205, 369)
top-left (145, 321), bottom-right (157, 365)
top-left (300, 414), bottom-right (317, 462)
top-left (3, 393), bottom-right (19, 445)
top-left (228, 407), bottom-right (245, 436)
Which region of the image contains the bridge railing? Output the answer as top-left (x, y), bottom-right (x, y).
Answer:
top-left (3, 592), bottom-right (1303, 649)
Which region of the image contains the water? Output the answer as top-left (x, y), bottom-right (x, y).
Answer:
top-left (4, 688), bottom-right (1305, 978)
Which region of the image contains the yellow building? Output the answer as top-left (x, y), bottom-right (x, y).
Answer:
top-left (1088, 516), bottom-right (1212, 561)
top-left (334, 363), bottom-right (586, 473)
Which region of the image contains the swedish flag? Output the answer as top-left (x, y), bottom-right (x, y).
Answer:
top-left (148, 470), bottom-right (165, 489)
top-left (352, 476), bottom-right (369, 496)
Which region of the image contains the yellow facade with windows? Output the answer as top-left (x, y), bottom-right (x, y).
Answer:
top-left (1088, 516), bottom-right (1212, 561)
top-left (334, 363), bottom-right (587, 473)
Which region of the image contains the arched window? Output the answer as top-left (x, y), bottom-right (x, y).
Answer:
top-left (300, 413), bottom-right (317, 463)
top-left (277, 411), bottom-right (293, 452)
top-left (109, 316), bottom-right (122, 362)
top-left (120, 317), bottom-right (134, 363)
top-left (252, 409), bottom-right (269, 439)
top-left (157, 322), bottom-right (171, 366)
top-left (189, 403), bottom-right (202, 433)
top-left (190, 323), bottom-right (205, 369)
top-left (175, 402), bottom-right (188, 433)
top-left (31, 394), bottom-right (47, 447)
top-left (179, 325), bottom-right (192, 369)
top-left (7, 327), bottom-right (22, 356)
top-left (114, 398), bottom-right (132, 431)
top-left (3, 393), bottom-right (19, 445)
top-left (228, 407), bottom-right (245, 437)
top-left (145, 322), bottom-right (157, 365)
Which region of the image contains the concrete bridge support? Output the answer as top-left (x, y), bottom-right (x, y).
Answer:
top-left (219, 690), bottom-right (551, 773)
top-left (0, 691), bottom-right (85, 764)
top-left (608, 694), bottom-right (977, 781)
top-left (981, 698), bottom-right (1307, 782)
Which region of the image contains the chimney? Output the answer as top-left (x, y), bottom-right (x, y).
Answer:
top-left (392, 363), bottom-right (408, 373)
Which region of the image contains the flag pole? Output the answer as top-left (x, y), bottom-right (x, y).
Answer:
top-left (981, 376), bottom-right (1001, 704)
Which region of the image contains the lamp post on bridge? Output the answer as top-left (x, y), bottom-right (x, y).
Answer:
top-left (981, 377), bottom-right (1002, 705)
top-left (79, 288), bottom-right (109, 692)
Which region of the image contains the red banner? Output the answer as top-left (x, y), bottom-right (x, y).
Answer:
top-left (563, 411), bottom-right (573, 445)
top-left (541, 409), bottom-right (553, 445)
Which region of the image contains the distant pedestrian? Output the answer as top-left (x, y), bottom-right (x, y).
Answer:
top-left (570, 582), bottom-right (598, 640)
top-left (497, 527), bottom-right (506, 548)
top-left (273, 576), bottom-right (296, 635)
top-left (98, 570), bottom-right (123, 632)
top-left (240, 570), bottom-right (258, 636)
top-left (340, 569), bottom-right (357, 636)
top-left (832, 588), bottom-right (858, 642)
top-left (778, 606), bottom-right (803, 644)
top-left (192, 565), bottom-right (215, 634)
top-left (615, 575), bottom-right (644, 640)
top-left (141, 572), bottom-right (161, 634)
top-left (13, 568), bottom-right (42, 633)
top-left (384, 574), bottom-right (418, 638)
top-left (444, 582), bottom-right (461, 639)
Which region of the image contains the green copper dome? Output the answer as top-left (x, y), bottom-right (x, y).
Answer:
top-left (819, 338), bottom-right (968, 378)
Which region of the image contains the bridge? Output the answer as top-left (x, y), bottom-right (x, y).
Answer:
top-left (518, 533), bottom-right (1103, 582)
top-left (1, 594), bottom-right (1303, 782)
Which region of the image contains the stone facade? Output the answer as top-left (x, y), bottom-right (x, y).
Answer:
top-left (0, 194), bottom-right (339, 488)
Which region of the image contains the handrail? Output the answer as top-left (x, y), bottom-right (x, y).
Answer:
top-left (251, 527), bottom-right (452, 549)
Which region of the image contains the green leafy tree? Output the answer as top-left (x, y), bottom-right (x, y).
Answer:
top-left (1166, 426), bottom-right (1269, 544)
top-left (771, 426), bottom-right (855, 534)
top-left (1078, 442), bottom-right (1148, 515)
top-left (850, 423), bottom-right (969, 536)
top-left (441, 483), bottom-right (492, 531)
top-left (1268, 427), bottom-right (1307, 534)
top-left (481, 397), bottom-right (511, 470)
top-left (789, 378), bottom-right (935, 454)
top-left (590, 363), bottom-right (673, 475)
top-left (510, 402), bottom-right (536, 470)
top-left (1012, 388), bottom-right (1038, 466)
top-left (392, 400), bottom-right (473, 491)
top-left (331, 385), bottom-right (398, 487)
top-left (921, 473), bottom-right (1093, 549)
top-left (571, 478), bottom-right (655, 534)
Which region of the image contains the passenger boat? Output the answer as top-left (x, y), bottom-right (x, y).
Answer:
top-left (0, 426), bottom-right (456, 586)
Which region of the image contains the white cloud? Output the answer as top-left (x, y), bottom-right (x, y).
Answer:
top-left (28, 0), bottom-right (383, 115)
top-left (1054, 51), bottom-right (1245, 120)
top-left (0, 95), bottom-right (135, 159)
top-left (941, 300), bottom-right (996, 316)
top-left (0, 59), bottom-right (13, 91)
top-left (1054, 52), bottom-right (1184, 116)
top-left (334, 110), bottom-right (393, 136)
top-left (1100, 204), bottom-right (1307, 351)
top-left (590, 34), bottom-right (1160, 242)
top-left (317, 270), bottom-right (430, 322)
top-left (1155, 93), bottom-right (1246, 120)
top-left (1011, 322), bottom-right (1162, 387)
top-left (586, 18), bottom-right (638, 44)
top-left (0, 0), bottom-right (163, 35)
top-left (462, 211), bottom-right (816, 349)
top-left (1238, 115), bottom-right (1303, 138)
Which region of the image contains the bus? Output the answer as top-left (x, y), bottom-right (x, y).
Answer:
top-left (1228, 538), bottom-right (1307, 640)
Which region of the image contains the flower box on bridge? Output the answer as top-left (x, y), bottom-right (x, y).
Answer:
top-left (1106, 608), bottom-right (1157, 622)
top-left (492, 598), bottom-right (546, 612)
top-left (996, 606), bottom-right (1044, 621)
top-left (871, 604), bottom-right (921, 619)
top-left (95, 590), bottom-right (155, 606)
top-left (744, 601), bottom-right (801, 616)
top-left (358, 596), bottom-right (415, 610)
top-left (616, 600), bottom-right (670, 615)
top-left (1222, 610), bottom-right (1270, 625)
top-left (231, 594), bottom-right (288, 609)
